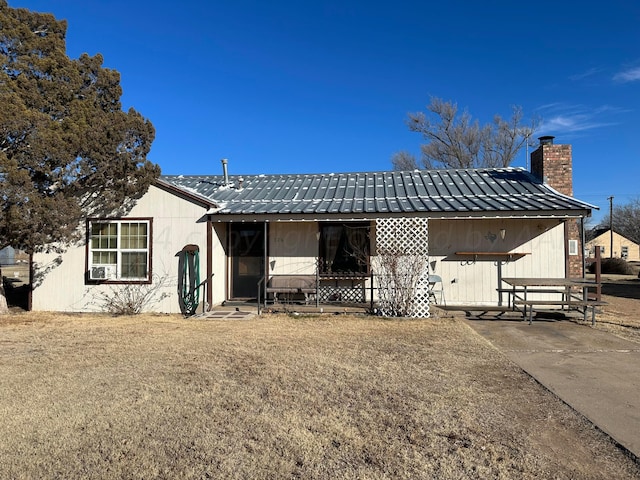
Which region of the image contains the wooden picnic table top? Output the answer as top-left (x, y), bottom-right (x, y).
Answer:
top-left (502, 277), bottom-right (598, 287)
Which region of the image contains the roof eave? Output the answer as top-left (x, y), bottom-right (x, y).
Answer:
top-left (154, 178), bottom-right (217, 208)
top-left (206, 208), bottom-right (593, 223)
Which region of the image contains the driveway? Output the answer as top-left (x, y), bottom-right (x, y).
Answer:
top-left (465, 318), bottom-right (640, 459)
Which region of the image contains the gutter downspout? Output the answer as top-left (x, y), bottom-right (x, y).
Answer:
top-left (563, 220), bottom-right (569, 278)
top-left (28, 252), bottom-right (33, 311)
top-left (580, 216), bottom-right (586, 278)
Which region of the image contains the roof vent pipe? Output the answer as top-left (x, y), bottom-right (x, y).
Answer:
top-left (538, 135), bottom-right (555, 146)
top-left (221, 158), bottom-right (229, 185)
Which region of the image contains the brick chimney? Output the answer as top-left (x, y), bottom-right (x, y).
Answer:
top-left (530, 136), bottom-right (573, 196)
top-left (530, 136), bottom-right (582, 278)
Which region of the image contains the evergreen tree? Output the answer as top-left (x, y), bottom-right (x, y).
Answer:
top-left (0, 1), bottom-right (159, 256)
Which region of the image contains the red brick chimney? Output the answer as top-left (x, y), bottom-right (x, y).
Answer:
top-left (531, 136), bottom-right (573, 196)
top-left (530, 136), bottom-right (582, 278)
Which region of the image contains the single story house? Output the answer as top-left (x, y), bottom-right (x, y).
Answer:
top-left (30, 136), bottom-right (595, 316)
top-left (586, 229), bottom-right (640, 261)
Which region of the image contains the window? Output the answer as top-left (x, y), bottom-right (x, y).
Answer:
top-left (568, 239), bottom-right (579, 256)
top-left (621, 246), bottom-right (629, 259)
top-left (88, 219), bottom-right (151, 282)
top-left (319, 223), bottom-right (370, 275)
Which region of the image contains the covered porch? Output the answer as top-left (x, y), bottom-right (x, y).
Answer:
top-left (211, 213), bottom-right (592, 318)
top-left (213, 216), bottom-right (432, 317)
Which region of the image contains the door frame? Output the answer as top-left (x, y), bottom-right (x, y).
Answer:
top-left (228, 222), bottom-right (267, 300)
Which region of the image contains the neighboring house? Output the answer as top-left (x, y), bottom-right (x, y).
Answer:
top-left (31, 136), bottom-right (595, 315)
top-left (0, 246), bottom-right (15, 266)
top-left (586, 229), bottom-right (640, 261)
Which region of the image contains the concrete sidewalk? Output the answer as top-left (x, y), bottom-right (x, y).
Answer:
top-left (465, 318), bottom-right (640, 459)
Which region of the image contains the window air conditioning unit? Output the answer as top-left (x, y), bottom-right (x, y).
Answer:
top-left (90, 265), bottom-right (116, 280)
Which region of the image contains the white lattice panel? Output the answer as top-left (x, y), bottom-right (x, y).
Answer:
top-left (375, 218), bottom-right (430, 317)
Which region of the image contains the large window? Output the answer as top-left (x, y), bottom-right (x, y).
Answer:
top-left (319, 222), bottom-right (370, 275)
top-left (88, 219), bottom-right (151, 282)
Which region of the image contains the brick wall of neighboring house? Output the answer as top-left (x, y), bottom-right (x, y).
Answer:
top-left (531, 137), bottom-right (583, 278)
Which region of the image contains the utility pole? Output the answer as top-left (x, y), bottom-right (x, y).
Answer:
top-left (608, 196), bottom-right (614, 258)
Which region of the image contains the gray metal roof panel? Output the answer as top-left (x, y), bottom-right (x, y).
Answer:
top-left (159, 167), bottom-right (595, 217)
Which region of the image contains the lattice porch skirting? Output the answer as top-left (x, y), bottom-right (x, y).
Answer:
top-left (374, 217), bottom-right (430, 317)
top-left (318, 277), bottom-right (367, 303)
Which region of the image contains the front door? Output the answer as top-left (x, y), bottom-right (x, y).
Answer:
top-left (229, 223), bottom-right (265, 299)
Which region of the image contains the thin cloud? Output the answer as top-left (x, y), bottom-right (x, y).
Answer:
top-left (613, 66), bottom-right (640, 83)
top-left (569, 67), bottom-right (602, 81)
top-left (539, 115), bottom-right (613, 133)
top-left (535, 103), bottom-right (619, 136)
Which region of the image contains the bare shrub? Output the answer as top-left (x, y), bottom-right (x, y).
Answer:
top-left (373, 251), bottom-right (428, 317)
top-left (93, 275), bottom-right (170, 315)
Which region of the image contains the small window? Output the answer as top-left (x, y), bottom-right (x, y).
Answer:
top-left (88, 219), bottom-right (151, 282)
top-left (319, 223), bottom-right (370, 275)
top-left (621, 246), bottom-right (629, 259)
top-left (568, 239), bottom-right (579, 256)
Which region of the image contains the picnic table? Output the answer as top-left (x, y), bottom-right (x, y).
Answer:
top-left (501, 277), bottom-right (606, 325)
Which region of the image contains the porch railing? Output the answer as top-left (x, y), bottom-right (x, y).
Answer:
top-left (257, 272), bottom-right (377, 314)
top-left (257, 271), bottom-right (439, 317)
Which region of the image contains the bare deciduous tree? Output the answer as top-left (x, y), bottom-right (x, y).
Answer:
top-left (598, 198), bottom-right (640, 245)
top-left (404, 97), bottom-right (537, 169)
top-left (390, 150), bottom-right (419, 171)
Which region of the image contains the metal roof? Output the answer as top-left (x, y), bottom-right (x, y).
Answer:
top-left (159, 168), bottom-right (595, 219)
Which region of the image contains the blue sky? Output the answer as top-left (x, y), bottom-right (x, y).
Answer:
top-left (10, 0), bottom-right (640, 224)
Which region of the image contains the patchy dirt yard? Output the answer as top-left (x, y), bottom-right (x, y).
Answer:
top-left (587, 274), bottom-right (640, 342)
top-left (1, 311), bottom-right (640, 479)
top-left (0, 274), bottom-right (638, 478)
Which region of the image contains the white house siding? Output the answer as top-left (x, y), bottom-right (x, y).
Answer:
top-left (32, 185), bottom-right (210, 313)
top-left (268, 222), bottom-right (318, 275)
top-left (428, 218), bottom-right (565, 305)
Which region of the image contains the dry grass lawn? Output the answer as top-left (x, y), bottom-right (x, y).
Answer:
top-left (0, 312), bottom-right (638, 479)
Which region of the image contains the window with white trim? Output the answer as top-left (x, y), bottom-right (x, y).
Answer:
top-left (88, 220), bottom-right (151, 281)
top-left (568, 239), bottom-right (579, 256)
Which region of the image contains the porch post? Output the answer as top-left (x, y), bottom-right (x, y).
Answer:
top-left (263, 221), bottom-right (268, 305)
top-left (206, 220), bottom-right (213, 310)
